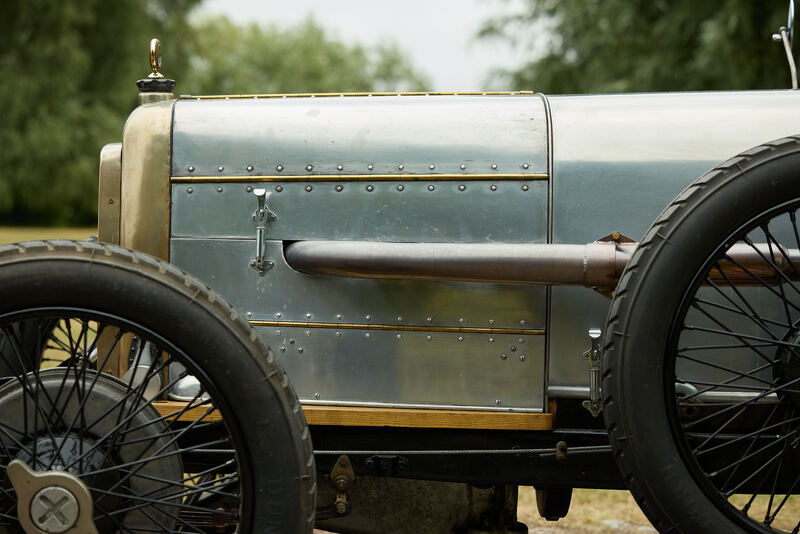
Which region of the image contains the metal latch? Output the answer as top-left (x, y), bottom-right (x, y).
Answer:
top-left (582, 328), bottom-right (604, 417)
top-left (249, 188), bottom-right (277, 276)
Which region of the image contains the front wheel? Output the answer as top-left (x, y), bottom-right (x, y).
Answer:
top-left (0, 241), bottom-right (315, 533)
top-left (604, 136), bottom-right (800, 533)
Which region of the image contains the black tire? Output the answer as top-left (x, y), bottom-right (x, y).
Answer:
top-left (0, 240), bottom-right (315, 533)
top-left (604, 136), bottom-right (800, 533)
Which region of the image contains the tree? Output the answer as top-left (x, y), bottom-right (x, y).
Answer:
top-left (0, 0), bottom-right (200, 226)
top-left (0, 3), bottom-right (427, 226)
top-left (480, 0), bottom-right (793, 93)
top-left (181, 16), bottom-right (428, 95)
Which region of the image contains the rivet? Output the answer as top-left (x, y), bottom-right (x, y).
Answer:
top-left (398, 164), bottom-right (405, 170)
top-left (490, 185), bottom-right (497, 191)
top-left (335, 185), bottom-right (343, 192)
top-left (397, 334), bottom-right (402, 340)
top-left (520, 320), bottom-right (526, 326)
top-left (460, 164), bottom-right (466, 170)
top-left (519, 354), bottom-right (526, 361)
top-left (426, 335), bottom-right (432, 341)
top-left (365, 333), bottom-right (371, 339)
top-left (298, 347), bottom-right (305, 354)
top-left (280, 346), bottom-right (286, 352)
top-left (495, 399), bottom-right (502, 405)
top-left (396, 316), bottom-right (403, 322)
top-left (489, 337), bottom-right (495, 343)
top-left (246, 186), bottom-right (253, 192)
top-left (275, 329), bottom-right (281, 335)
top-left (518, 338), bottom-right (524, 344)
top-left (108, 198), bottom-right (114, 204)
top-left (246, 311), bottom-right (252, 317)
top-left (397, 184), bottom-right (404, 191)
top-left (336, 314), bottom-right (343, 320)
top-left (429, 163), bottom-right (435, 170)
top-left (314, 392), bottom-right (321, 399)
top-left (500, 354), bottom-right (507, 360)
top-left (276, 312), bottom-right (282, 318)
top-left (306, 313), bottom-right (312, 319)
top-left (275, 185), bottom-right (283, 192)
top-left (522, 163), bottom-right (530, 170)
top-left (289, 338), bottom-right (295, 344)
top-left (247, 165), bottom-right (254, 172)
top-left (612, 231), bottom-right (621, 241)
top-left (368, 164), bottom-right (374, 171)
top-left (522, 185), bottom-right (529, 191)
top-left (305, 185), bottom-right (313, 192)
top-left (491, 164), bottom-right (498, 170)
top-left (458, 336), bottom-right (463, 342)
top-left (306, 164), bottom-right (313, 172)
top-left (276, 165), bottom-right (284, 172)
top-left (366, 185), bottom-right (374, 192)
top-left (365, 315), bottom-right (371, 321)
top-left (458, 318), bottom-right (464, 324)
top-left (218, 166), bottom-right (224, 172)
top-left (426, 317), bottom-right (432, 322)
top-left (187, 165), bottom-right (195, 172)
top-left (337, 164), bottom-right (344, 171)
top-left (187, 187), bottom-right (193, 194)
top-left (488, 319), bottom-right (494, 325)
top-left (458, 185), bottom-right (465, 191)
top-left (336, 331), bottom-right (342, 337)
top-left (511, 346), bottom-right (517, 352)
top-left (216, 186), bottom-right (223, 193)
top-left (428, 185), bottom-right (435, 191)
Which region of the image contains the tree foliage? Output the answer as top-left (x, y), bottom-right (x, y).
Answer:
top-left (183, 17), bottom-right (428, 95)
top-left (481, 0), bottom-right (794, 93)
top-left (0, 3), bottom-right (427, 225)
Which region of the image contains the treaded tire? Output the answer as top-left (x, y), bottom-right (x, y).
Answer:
top-left (0, 240), bottom-right (315, 533)
top-left (604, 136), bottom-right (800, 533)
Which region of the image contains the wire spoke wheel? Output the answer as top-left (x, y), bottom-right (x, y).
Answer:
top-left (0, 241), bottom-right (315, 534)
top-left (672, 200), bottom-right (800, 532)
top-left (0, 313), bottom-right (241, 533)
top-left (604, 137), bottom-right (800, 534)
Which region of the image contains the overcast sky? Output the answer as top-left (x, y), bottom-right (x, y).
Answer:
top-left (198, 0), bottom-right (529, 91)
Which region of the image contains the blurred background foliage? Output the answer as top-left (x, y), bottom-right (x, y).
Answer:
top-left (481, 0), bottom-right (792, 93)
top-left (0, 0), bottom-right (794, 225)
top-left (0, 0), bottom-right (427, 226)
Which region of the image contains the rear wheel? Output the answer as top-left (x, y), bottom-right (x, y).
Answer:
top-left (0, 241), bottom-right (315, 533)
top-left (604, 137), bottom-right (800, 533)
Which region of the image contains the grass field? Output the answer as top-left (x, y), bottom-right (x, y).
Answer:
top-left (0, 226), bottom-right (96, 244)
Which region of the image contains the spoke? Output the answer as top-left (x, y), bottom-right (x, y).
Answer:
top-left (683, 374), bottom-right (800, 429)
top-left (677, 352), bottom-right (774, 387)
top-left (721, 252), bottom-right (800, 314)
top-left (684, 324), bottom-right (800, 349)
top-left (694, 407), bottom-right (798, 457)
top-left (690, 300), bottom-right (776, 365)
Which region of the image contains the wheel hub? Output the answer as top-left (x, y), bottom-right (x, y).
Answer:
top-left (773, 326), bottom-right (800, 408)
top-left (6, 459), bottom-right (97, 534)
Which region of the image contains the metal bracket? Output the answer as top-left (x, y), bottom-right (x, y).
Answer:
top-left (581, 328), bottom-right (604, 417)
top-left (249, 188), bottom-right (277, 276)
top-left (316, 455), bottom-right (355, 520)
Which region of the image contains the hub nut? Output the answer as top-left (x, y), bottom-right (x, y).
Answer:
top-left (31, 486), bottom-right (79, 534)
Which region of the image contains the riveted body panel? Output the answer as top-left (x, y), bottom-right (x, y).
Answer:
top-left (171, 95), bottom-right (547, 177)
top-left (168, 94), bottom-right (550, 412)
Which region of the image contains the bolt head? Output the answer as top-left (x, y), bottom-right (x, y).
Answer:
top-left (218, 166), bottom-right (224, 172)
top-left (460, 164), bottom-right (466, 170)
top-left (187, 165), bottom-right (195, 172)
top-left (247, 165), bottom-right (254, 172)
top-left (31, 486), bottom-right (79, 533)
top-left (337, 164), bottom-right (344, 171)
top-left (306, 165), bottom-right (313, 172)
top-left (336, 502), bottom-right (347, 515)
top-left (276, 165), bottom-right (284, 172)
top-left (398, 164), bottom-right (404, 170)
top-left (368, 164), bottom-right (374, 171)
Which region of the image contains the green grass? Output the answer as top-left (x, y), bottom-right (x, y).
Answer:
top-left (0, 226), bottom-right (96, 244)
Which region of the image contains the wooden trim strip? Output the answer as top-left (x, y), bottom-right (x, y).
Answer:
top-left (153, 401), bottom-right (553, 430)
top-left (249, 320), bottom-right (545, 336)
top-left (171, 173), bottom-right (548, 183)
top-left (302, 405), bottom-right (553, 430)
top-left (181, 91), bottom-right (535, 100)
